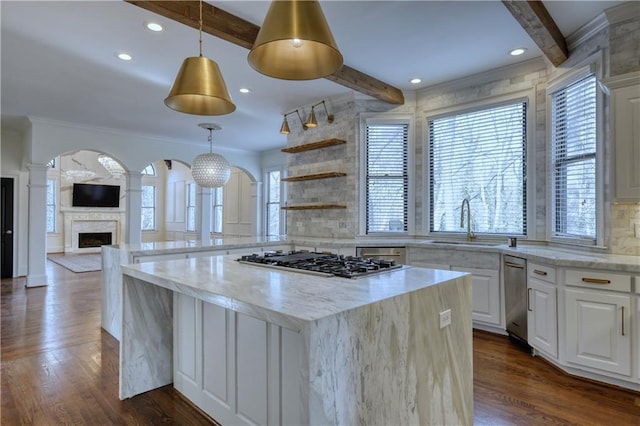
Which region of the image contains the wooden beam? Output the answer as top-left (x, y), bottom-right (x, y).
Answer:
top-left (125, 0), bottom-right (405, 105)
top-left (502, 0), bottom-right (568, 66)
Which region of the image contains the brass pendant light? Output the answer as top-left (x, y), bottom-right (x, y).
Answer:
top-left (248, 0), bottom-right (343, 80)
top-left (165, 0), bottom-right (236, 115)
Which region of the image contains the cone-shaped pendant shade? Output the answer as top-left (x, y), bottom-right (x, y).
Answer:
top-left (165, 56), bottom-right (236, 116)
top-left (280, 116), bottom-right (291, 134)
top-left (305, 108), bottom-right (318, 128)
top-left (248, 0), bottom-right (343, 80)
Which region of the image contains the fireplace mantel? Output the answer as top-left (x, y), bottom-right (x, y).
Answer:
top-left (62, 211), bottom-right (124, 253)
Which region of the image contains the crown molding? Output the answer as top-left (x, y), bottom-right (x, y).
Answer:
top-left (566, 12), bottom-right (608, 51)
top-left (418, 57), bottom-right (547, 96)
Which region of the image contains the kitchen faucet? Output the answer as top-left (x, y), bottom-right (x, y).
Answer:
top-left (460, 198), bottom-right (476, 241)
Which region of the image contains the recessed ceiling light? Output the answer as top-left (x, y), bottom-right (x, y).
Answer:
top-left (509, 48), bottom-right (527, 56)
top-left (146, 22), bottom-right (163, 32)
top-left (410, 78), bottom-right (422, 84)
top-left (239, 88), bottom-right (251, 94)
top-left (117, 53), bottom-right (132, 61)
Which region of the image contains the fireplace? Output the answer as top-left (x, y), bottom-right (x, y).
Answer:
top-left (78, 232), bottom-right (112, 248)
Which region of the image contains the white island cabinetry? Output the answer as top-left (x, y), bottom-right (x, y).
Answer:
top-left (120, 255), bottom-right (474, 425)
top-left (174, 293), bottom-right (302, 425)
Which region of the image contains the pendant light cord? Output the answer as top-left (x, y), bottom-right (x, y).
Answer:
top-left (208, 128), bottom-right (213, 154)
top-left (198, 0), bottom-right (203, 57)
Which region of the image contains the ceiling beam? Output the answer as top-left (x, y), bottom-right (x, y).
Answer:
top-left (125, 0), bottom-right (405, 105)
top-left (502, 0), bottom-right (568, 67)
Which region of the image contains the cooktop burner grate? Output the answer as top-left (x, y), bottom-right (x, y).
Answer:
top-left (237, 250), bottom-right (403, 279)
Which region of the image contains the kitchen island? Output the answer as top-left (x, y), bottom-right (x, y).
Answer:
top-left (119, 255), bottom-right (473, 425)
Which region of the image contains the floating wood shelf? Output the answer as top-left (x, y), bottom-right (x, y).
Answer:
top-left (281, 138), bottom-right (346, 153)
top-left (281, 172), bottom-right (347, 182)
top-left (281, 204), bottom-right (347, 210)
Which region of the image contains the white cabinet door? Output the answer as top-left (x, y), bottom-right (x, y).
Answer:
top-left (528, 279), bottom-right (557, 358)
top-left (565, 288), bottom-right (631, 376)
top-left (610, 81), bottom-right (640, 201)
top-left (454, 267), bottom-right (500, 326)
top-left (174, 295), bottom-right (304, 425)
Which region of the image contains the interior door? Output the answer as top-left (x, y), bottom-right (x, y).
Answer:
top-left (1, 177), bottom-right (14, 278)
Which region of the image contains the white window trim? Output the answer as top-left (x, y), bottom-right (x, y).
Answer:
top-left (264, 166), bottom-right (287, 237)
top-left (358, 113), bottom-right (415, 237)
top-left (423, 89), bottom-right (535, 240)
top-left (546, 56), bottom-right (605, 247)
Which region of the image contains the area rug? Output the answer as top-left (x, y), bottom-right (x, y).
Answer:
top-left (47, 254), bottom-right (102, 273)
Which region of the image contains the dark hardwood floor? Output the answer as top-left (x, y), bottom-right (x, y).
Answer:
top-left (2, 259), bottom-right (639, 425)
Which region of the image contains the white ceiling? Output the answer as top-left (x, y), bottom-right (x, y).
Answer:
top-left (0, 1), bottom-right (623, 153)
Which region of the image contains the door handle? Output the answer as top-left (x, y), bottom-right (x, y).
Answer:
top-left (527, 288), bottom-right (532, 312)
top-left (621, 306), bottom-right (625, 336)
top-left (5, 230), bottom-right (12, 235)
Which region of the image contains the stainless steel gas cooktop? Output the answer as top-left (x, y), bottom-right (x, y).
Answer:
top-left (236, 250), bottom-right (403, 279)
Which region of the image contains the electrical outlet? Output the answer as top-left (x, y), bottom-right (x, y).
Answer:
top-left (439, 309), bottom-right (451, 329)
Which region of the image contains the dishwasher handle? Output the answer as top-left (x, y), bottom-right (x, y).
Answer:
top-left (504, 262), bottom-right (525, 269)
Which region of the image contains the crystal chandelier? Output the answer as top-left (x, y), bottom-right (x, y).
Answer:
top-left (191, 124), bottom-right (231, 188)
top-left (98, 154), bottom-right (125, 178)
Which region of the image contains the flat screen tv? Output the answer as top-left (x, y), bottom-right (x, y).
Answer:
top-left (72, 183), bottom-right (120, 208)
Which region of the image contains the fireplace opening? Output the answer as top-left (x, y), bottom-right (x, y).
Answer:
top-left (78, 232), bottom-right (112, 248)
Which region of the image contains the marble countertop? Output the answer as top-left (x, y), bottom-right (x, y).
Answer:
top-left (121, 256), bottom-right (467, 331)
top-left (109, 236), bottom-right (640, 274)
top-left (109, 235), bottom-right (289, 256)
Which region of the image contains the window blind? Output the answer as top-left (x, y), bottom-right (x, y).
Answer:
top-left (551, 74), bottom-right (597, 239)
top-left (365, 123), bottom-right (408, 233)
top-left (429, 101), bottom-right (527, 235)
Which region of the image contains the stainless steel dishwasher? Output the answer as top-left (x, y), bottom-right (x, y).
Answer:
top-left (504, 255), bottom-right (528, 345)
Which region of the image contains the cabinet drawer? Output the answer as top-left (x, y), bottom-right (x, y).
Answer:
top-left (565, 270), bottom-right (631, 292)
top-left (528, 263), bottom-right (556, 284)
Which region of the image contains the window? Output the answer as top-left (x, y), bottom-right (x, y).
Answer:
top-left (46, 179), bottom-right (56, 232)
top-left (186, 182), bottom-right (197, 232)
top-left (211, 187), bottom-right (223, 234)
top-left (142, 164), bottom-right (155, 175)
top-left (266, 170), bottom-right (283, 236)
top-left (141, 185), bottom-right (156, 231)
top-left (429, 101), bottom-right (527, 235)
top-left (365, 122), bottom-right (409, 233)
top-left (550, 74), bottom-right (597, 240)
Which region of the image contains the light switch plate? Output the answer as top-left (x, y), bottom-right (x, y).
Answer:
top-left (634, 223), bottom-right (640, 238)
top-left (439, 309), bottom-right (451, 329)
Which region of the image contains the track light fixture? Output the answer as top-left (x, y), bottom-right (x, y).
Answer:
top-left (280, 110), bottom-right (308, 134)
top-left (304, 100), bottom-right (334, 128)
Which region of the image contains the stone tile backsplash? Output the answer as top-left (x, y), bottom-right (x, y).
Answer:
top-left (610, 203), bottom-right (640, 255)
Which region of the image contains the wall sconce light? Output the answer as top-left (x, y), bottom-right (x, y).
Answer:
top-left (280, 110), bottom-right (308, 134)
top-left (305, 100), bottom-right (334, 128)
